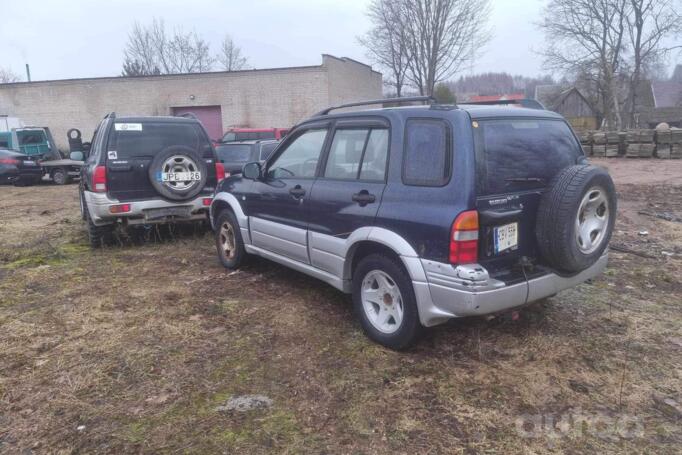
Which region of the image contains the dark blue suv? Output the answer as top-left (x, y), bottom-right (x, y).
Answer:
top-left (209, 97), bottom-right (616, 349)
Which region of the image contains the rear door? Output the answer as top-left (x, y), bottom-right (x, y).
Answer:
top-left (105, 121), bottom-right (215, 201)
top-left (307, 121), bottom-right (389, 275)
top-left (473, 118), bottom-right (583, 277)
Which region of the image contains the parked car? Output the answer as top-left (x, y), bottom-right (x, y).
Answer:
top-left (220, 128), bottom-right (289, 143)
top-left (214, 140), bottom-right (279, 177)
top-left (79, 113), bottom-right (224, 247)
top-left (208, 96), bottom-right (617, 349)
top-left (0, 148), bottom-right (43, 186)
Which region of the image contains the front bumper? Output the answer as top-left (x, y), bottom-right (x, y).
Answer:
top-left (84, 191), bottom-right (209, 226)
top-left (413, 254), bottom-right (609, 327)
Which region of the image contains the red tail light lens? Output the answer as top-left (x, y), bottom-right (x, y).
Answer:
top-left (93, 166), bottom-right (107, 193)
top-left (109, 204), bottom-right (131, 214)
top-left (202, 197), bottom-right (212, 206)
top-left (450, 210), bottom-right (479, 265)
top-left (0, 158), bottom-right (20, 165)
top-left (215, 162), bottom-right (225, 183)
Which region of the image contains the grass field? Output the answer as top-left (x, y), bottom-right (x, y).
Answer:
top-left (1, 159), bottom-right (680, 454)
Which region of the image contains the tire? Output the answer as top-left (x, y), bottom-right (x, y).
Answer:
top-left (148, 146), bottom-right (208, 201)
top-left (52, 168), bottom-right (70, 185)
top-left (536, 164), bottom-right (616, 273)
top-left (214, 209), bottom-right (247, 269)
top-left (84, 203), bottom-right (114, 248)
top-left (352, 254), bottom-right (423, 350)
top-left (79, 187), bottom-right (87, 220)
top-left (67, 128), bottom-right (82, 140)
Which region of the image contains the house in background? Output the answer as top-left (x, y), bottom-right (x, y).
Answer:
top-left (637, 65), bottom-right (682, 128)
top-left (534, 85), bottom-right (598, 132)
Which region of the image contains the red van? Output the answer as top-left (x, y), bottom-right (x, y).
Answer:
top-left (220, 128), bottom-right (289, 143)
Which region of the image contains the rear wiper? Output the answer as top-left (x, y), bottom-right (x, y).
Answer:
top-left (505, 177), bottom-right (545, 183)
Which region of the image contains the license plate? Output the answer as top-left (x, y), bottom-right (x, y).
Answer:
top-left (160, 172), bottom-right (201, 182)
top-left (494, 222), bottom-right (518, 254)
top-left (144, 206), bottom-right (192, 220)
top-left (23, 161), bottom-right (36, 166)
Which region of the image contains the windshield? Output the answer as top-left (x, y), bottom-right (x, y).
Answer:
top-left (476, 119), bottom-right (581, 194)
top-left (216, 144), bottom-right (252, 163)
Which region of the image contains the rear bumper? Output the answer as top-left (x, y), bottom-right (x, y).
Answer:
top-left (413, 254), bottom-right (608, 327)
top-left (84, 191), bottom-right (209, 226)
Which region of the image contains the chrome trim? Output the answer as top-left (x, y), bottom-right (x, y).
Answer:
top-left (83, 191), bottom-right (209, 226)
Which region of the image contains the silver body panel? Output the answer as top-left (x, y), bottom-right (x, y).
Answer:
top-left (211, 191), bottom-right (608, 327)
top-left (84, 190), bottom-right (208, 226)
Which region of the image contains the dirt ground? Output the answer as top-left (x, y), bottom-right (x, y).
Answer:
top-left (0, 159), bottom-right (680, 454)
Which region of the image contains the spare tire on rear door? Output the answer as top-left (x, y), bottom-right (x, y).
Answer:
top-left (148, 145), bottom-right (208, 201)
top-left (536, 164), bottom-right (616, 273)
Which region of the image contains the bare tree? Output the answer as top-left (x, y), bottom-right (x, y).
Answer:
top-left (397, 0), bottom-right (491, 96)
top-left (358, 0), bottom-right (409, 96)
top-left (626, 0), bottom-right (682, 126)
top-left (540, 0), bottom-right (628, 129)
top-left (122, 18), bottom-right (213, 76)
top-left (217, 35), bottom-right (249, 71)
top-left (0, 67), bottom-right (21, 83)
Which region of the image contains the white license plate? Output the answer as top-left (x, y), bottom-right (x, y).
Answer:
top-left (494, 222), bottom-right (518, 254)
top-left (161, 172), bottom-right (201, 182)
top-left (23, 161), bottom-right (36, 166)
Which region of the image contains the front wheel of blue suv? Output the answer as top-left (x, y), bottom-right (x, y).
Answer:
top-left (352, 254), bottom-right (423, 350)
top-left (215, 209), bottom-right (248, 269)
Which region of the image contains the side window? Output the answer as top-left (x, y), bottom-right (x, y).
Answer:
top-left (324, 129), bottom-right (367, 179)
top-left (267, 129), bottom-right (328, 179)
top-left (323, 128), bottom-right (389, 181)
top-left (222, 132), bottom-right (236, 142)
top-left (403, 119), bottom-right (450, 187)
top-left (359, 129), bottom-right (389, 181)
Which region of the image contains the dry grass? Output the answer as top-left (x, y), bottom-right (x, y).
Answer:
top-left (0, 162), bottom-right (680, 454)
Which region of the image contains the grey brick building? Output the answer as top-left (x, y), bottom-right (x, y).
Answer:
top-left (0, 55), bottom-right (382, 150)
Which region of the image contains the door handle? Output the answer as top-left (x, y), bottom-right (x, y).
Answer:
top-left (352, 190), bottom-right (376, 206)
top-left (289, 185), bottom-right (306, 198)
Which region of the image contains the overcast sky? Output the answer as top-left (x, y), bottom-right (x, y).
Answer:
top-left (1, 0), bottom-right (678, 83)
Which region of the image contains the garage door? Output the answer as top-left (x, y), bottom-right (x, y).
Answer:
top-left (171, 105), bottom-right (223, 141)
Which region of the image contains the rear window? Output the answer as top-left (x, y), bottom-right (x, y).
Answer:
top-left (107, 122), bottom-right (212, 159)
top-left (216, 144), bottom-right (252, 163)
top-left (476, 119), bottom-right (581, 194)
top-left (257, 131), bottom-right (276, 140)
top-left (259, 142), bottom-right (278, 160)
top-left (403, 119), bottom-right (450, 187)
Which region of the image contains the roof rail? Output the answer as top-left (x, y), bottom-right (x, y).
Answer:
top-left (315, 96), bottom-right (436, 116)
top-left (177, 112), bottom-right (199, 120)
top-left (462, 99), bottom-right (545, 110)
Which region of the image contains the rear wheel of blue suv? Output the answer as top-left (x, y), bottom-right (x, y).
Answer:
top-left (210, 97), bottom-right (616, 350)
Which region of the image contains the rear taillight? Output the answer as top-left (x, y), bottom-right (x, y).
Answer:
top-left (202, 197), bottom-right (212, 206)
top-left (450, 210), bottom-right (479, 265)
top-left (0, 158), bottom-right (20, 165)
top-left (215, 162), bottom-right (225, 183)
top-left (93, 166), bottom-right (107, 193)
top-left (109, 204), bottom-right (131, 214)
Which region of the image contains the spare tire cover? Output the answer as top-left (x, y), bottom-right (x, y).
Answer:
top-left (148, 145), bottom-right (208, 201)
top-left (535, 164), bottom-right (616, 273)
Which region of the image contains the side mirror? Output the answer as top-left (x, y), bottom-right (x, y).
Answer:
top-left (242, 162), bottom-right (262, 180)
top-left (69, 151), bottom-right (85, 161)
